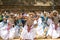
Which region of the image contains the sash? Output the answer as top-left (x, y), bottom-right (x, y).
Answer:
top-left (27, 25), bottom-right (32, 32)
top-left (7, 23), bottom-right (12, 30)
top-left (55, 24), bottom-right (58, 30)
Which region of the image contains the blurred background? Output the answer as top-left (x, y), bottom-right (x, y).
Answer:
top-left (0, 0), bottom-right (60, 6)
top-left (0, 0), bottom-right (60, 13)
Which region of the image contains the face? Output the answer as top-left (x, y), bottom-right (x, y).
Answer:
top-left (53, 12), bottom-right (57, 16)
top-left (27, 18), bottom-right (33, 27)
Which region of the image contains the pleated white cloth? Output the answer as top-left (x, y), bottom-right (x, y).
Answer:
top-left (0, 22), bottom-right (4, 36)
top-left (21, 25), bottom-right (36, 40)
top-left (57, 27), bottom-right (60, 37)
top-left (0, 24), bottom-right (16, 40)
top-left (47, 23), bottom-right (59, 38)
top-left (36, 25), bottom-right (44, 36)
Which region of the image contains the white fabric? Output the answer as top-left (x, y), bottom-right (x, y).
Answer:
top-left (27, 14), bottom-right (29, 17)
top-left (47, 24), bottom-right (54, 36)
top-left (47, 18), bottom-right (53, 25)
top-left (9, 27), bottom-right (15, 39)
top-left (0, 24), bottom-right (16, 39)
top-left (14, 14), bottom-right (18, 16)
top-left (36, 25), bottom-right (44, 36)
top-left (36, 18), bottom-right (44, 36)
top-left (0, 24), bottom-right (8, 39)
top-left (38, 18), bottom-right (42, 26)
top-left (47, 23), bottom-right (59, 38)
top-left (21, 25), bottom-right (36, 40)
top-left (7, 20), bottom-right (9, 23)
top-left (57, 27), bottom-right (60, 37)
top-left (40, 12), bottom-right (44, 17)
top-left (33, 20), bottom-right (37, 25)
top-left (0, 22), bottom-right (4, 28)
top-left (14, 26), bottom-right (21, 37)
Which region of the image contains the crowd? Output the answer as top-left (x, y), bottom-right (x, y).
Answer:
top-left (0, 10), bottom-right (60, 40)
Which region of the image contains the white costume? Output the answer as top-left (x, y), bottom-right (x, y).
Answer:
top-left (0, 22), bottom-right (4, 36)
top-left (35, 18), bottom-right (44, 36)
top-left (0, 24), bottom-right (8, 40)
top-left (57, 24), bottom-right (60, 37)
top-left (47, 19), bottom-right (59, 38)
top-left (0, 24), bottom-right (16, 40)
top-left (9, 27), bottom-right (15, 39)
top-left (47, 18), bottom-right (53, 25)
top-left (33, 20), bottom-right (37, 25)
top-left (21, 25), bottom-right (36, 40)
top-left (36, 25), bottom-right (44, 36)
top-left (14, 25), bottom-right (21, 37)
top-left (0, 22), bottom-right (4, 28)
top-left (37, 18), bottom-right (42, 26)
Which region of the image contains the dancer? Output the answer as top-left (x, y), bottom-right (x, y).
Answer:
top-left (20, 17), bottom-right (36, 40)
top-left (47, 16), bottom-right (59, 38)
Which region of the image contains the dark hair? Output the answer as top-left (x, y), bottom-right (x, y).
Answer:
top-left (59, 20), bottom-right (60, 23)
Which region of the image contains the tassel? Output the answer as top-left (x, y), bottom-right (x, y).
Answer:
top-left (7, 23), bottom-right (11, 30)
top-left (27, 25), bottom-right (32, 32)
top-left (55, 24), bottom-right (58, 30)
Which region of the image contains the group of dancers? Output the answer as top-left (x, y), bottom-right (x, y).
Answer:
top-left (0, 10), bottom-right (60, 40)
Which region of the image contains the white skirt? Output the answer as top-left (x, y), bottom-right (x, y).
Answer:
top-left (21, 28), bottom-right (36, 40)
top-left (57, 27), bottom-right (60, 37)
top-left (0, 25), bottom-right (16, 39)
top-left (0, 22), bottom-right (4, 36)
top-left (36, 25), bottom-right (44, 36)
top-left (14, 26), bottom-right (20, 37)
top-left (47, 24), bottom-right (59, 38)
top-left (52, 30), bottom-right (59, 38)
top-left (0, 24), bottom-right (8, 40)
top-left (9, 27), bottom-right (15, 39)
top-left (47, 24), bottom-right (53, 36)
